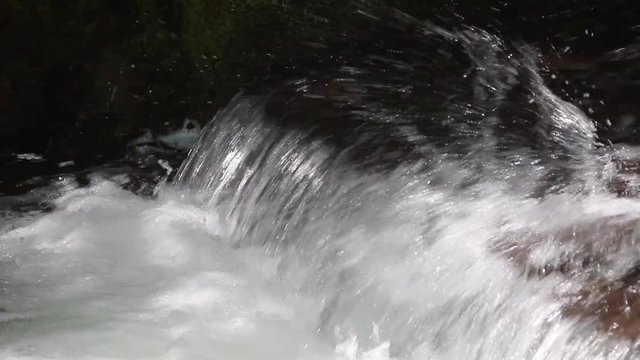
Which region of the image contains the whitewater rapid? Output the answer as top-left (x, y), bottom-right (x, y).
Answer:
top-left (1, 180), bottom-right (336, 359)
top-left (3, 114), bottom-right (640, 359)
top-left (3, 5), bottom-right (640, 359)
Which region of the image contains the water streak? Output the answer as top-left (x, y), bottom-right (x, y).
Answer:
top-left (2, 8), bottom-right (640, 360)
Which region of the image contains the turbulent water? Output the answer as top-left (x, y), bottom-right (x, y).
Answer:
top-left (3, 8), bottom-right (640, 360)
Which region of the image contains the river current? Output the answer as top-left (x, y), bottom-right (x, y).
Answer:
top-left (2, 7), bottom-right (640, 360)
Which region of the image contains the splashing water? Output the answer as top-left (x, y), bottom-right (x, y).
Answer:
top-left (3, 9), bottom-right (640, 360)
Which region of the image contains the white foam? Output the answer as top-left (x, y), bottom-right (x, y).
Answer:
top-left (0, 181), bottom-right (333, 360)
top-left (158, 119), bottom-right (202, 150)
top-left (15, 153), bottom-right (44, 161)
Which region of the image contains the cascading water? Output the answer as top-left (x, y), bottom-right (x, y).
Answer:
top-left (2, 6), bottom-right (640, 360)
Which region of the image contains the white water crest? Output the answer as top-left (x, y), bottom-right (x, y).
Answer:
top-left (1, 180), bottom-right (335, 360)
top-left (2, 14), bottom-right (640, 360)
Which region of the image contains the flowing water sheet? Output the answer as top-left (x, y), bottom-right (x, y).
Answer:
top-left (3, 9), bottom-right (640, 360)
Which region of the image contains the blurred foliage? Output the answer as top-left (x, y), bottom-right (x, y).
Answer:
top-left (1, 0), bottom-right (633, 162)
top-left (0, 0), bottom-right (355, 161)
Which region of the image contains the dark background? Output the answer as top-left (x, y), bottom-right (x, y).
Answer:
top-left (0, 0), bottom-right (638, 165)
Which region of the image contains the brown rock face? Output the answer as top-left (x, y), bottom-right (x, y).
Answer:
top-left (495, 216), bottom-right (640, 341)
top-left (564, 269), bottom-right (640, 340)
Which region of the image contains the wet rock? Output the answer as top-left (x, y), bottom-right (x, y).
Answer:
top-left (564, 268), bottom-right (640, 340)
top-left (496, 216), bottom-right (640, 341)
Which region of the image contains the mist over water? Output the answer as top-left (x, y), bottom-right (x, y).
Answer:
top-left (3, 7), bottom-right (640, 360)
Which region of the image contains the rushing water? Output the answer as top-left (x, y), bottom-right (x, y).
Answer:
top-left (3, 7), bottom-right (640, 360)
